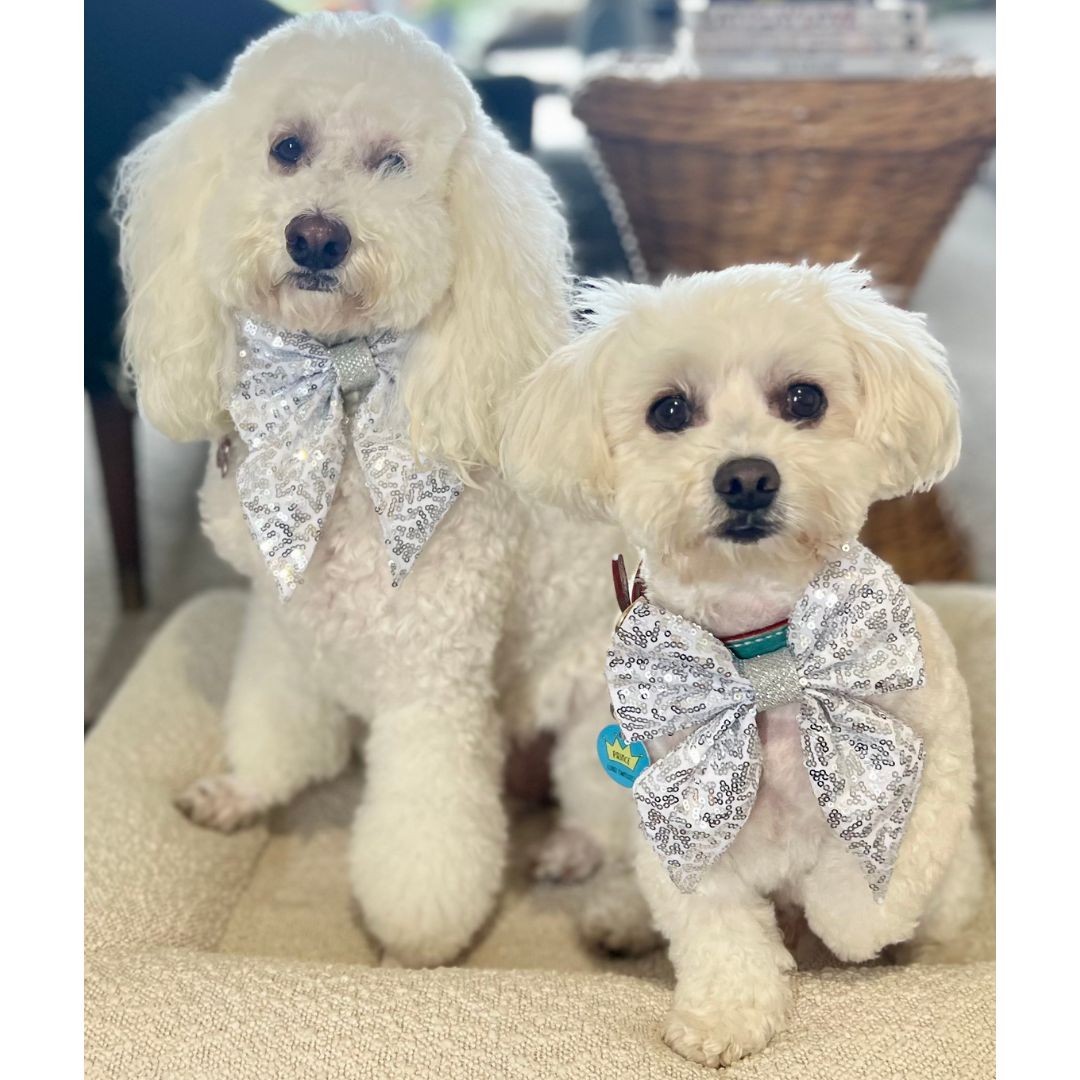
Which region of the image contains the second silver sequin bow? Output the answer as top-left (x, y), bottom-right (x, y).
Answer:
top-left (229, 316), bottom-right (463, 599)
top-left (607, 542), bottom-right (925, 896)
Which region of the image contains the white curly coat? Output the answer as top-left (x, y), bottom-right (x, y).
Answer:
top-left (502, 264), bottom-right (990, 1067)
top-left (114, 13), bottom-right (629, 966)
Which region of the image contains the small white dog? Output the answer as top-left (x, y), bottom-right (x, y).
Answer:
top-left (115, 12), bottom-right (628, 966)
top-left (503, 264), bottom-right (988, 1066)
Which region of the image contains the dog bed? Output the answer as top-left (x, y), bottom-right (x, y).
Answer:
top-left (85, 586), bottom-right (995, 1079)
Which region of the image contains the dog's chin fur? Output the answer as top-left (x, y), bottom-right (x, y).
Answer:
top-left (656, 532), bottom-right (833, 594)
top-left (502, 263), bottom-right (986, 1068)
top-left (255, 279), bottom-right (379, 339)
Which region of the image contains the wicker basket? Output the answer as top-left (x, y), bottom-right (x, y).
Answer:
top-left (573, 67), bottom-right (996, 301)
top-left (861, 493), bottom-right (971, 584)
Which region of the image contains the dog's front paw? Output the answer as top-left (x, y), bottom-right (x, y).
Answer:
top-left (175, 774), bottom-right (267, 832)
top-left (531, 826), bottom-right (603, 884)
top-left (663, 1000), bottom-right (788, 1068)
top-left (350, 794), bottom-right (507, 967)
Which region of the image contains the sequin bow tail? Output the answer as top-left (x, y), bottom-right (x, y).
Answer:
top-left (230, 317), bottom-right (351, 599)
top-left (348, 346), bottom-right (464, 588)
top-left (608, 597), bottom-right (763, 892)
top-left (789, 544), bottom-right (927, 896)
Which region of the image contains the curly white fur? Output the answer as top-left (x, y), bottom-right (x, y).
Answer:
top-left (503, 263), bottom-right (988, 1066)
top-left (114, 12), bottom-right (630, 966)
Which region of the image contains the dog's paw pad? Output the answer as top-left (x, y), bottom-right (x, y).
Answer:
top-left (530, 827), bottom-right (603, 884)
top-left (663, 1003), bottom-right (787, 1068)
top-left (174, 774), bottom-right (266, 833)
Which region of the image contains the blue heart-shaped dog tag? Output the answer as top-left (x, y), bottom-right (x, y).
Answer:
top-left (597, 722), bottom-right (650, 788)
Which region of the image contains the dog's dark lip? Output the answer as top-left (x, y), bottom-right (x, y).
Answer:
top-left (716, 513), bottom-right (779, 545)
top-left (287, 270), bottom-right (340, 293)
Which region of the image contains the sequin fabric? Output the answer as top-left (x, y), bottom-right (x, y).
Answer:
top-left (606, 542), bottom-right (925, 896)
top-left (230, 316), bottom-right (463, 599)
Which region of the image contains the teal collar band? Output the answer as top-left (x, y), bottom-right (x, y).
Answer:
top-left (720, 621), bottom-right (789, 659)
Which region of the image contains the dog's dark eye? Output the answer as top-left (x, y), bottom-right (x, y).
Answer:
top-left (378, 151), bottom-right (408, 175)
top-left (784, 382), bottom-right (827, 422)
top-left (271, 136), bottom-right (305, 166)
top-left (647, 394), bottom-right (694, 433)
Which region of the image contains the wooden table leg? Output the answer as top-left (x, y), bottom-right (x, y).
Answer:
top-left (89, 390), bottom-right (146, 611)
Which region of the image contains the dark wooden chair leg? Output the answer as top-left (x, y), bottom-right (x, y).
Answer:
top-left (89, 390), bottom-right (146, 610)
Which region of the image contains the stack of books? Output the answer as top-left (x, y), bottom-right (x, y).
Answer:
top-left (679, 1), bottom-right (938, 78)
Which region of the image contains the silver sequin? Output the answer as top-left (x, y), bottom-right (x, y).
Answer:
top-left (606, 542), bottom-right (925, 897)
top-left (229, 316), bottom-right (463, 599)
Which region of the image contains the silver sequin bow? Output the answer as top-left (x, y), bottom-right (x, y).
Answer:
top-left (607, 542), bottom-right (925, 897)
top-left (230, 316), bottom-right (463, 599)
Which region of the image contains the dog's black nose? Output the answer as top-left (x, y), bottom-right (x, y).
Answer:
top-left (285, 214), bottom-right (351, 271)
top-left (714, 457), bottom-right (780, 511)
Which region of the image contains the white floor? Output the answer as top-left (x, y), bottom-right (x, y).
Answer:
top-left (913, 182), bottom-right (996, 581)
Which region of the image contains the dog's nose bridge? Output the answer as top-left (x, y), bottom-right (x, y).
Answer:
top-left (705, 399), bottom-right (769, 445)
top-left (699, 425), bottom-right (771, 463)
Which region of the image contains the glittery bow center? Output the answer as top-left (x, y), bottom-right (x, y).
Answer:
top-left (329, 337), bottom-right (381, 397)
top-left (733, 649), bottom-right (801, 712)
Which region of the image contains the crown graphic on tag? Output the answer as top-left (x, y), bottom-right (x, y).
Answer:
top-left (606, 736), bottom-right (640, 770)
top-left (597, 722), bottom-right (650, 788)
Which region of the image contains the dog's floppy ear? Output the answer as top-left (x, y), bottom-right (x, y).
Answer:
top-left (402, 117), bottom-right (571, 471)
top-left (114, 92), bottom-right (232, 441)
top-left (823, 262), bottom-right (961, 500)
top-left (502, 282), bottom-right (639, 516)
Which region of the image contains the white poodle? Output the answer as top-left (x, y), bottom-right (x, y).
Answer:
top-left (503, 263), bottom-right (989, 1066)
top-left (114, 12), bottom-right (628, 966)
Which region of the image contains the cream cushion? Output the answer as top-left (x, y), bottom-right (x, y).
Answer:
top-left (86, 586), bottom-right (995, 1078)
